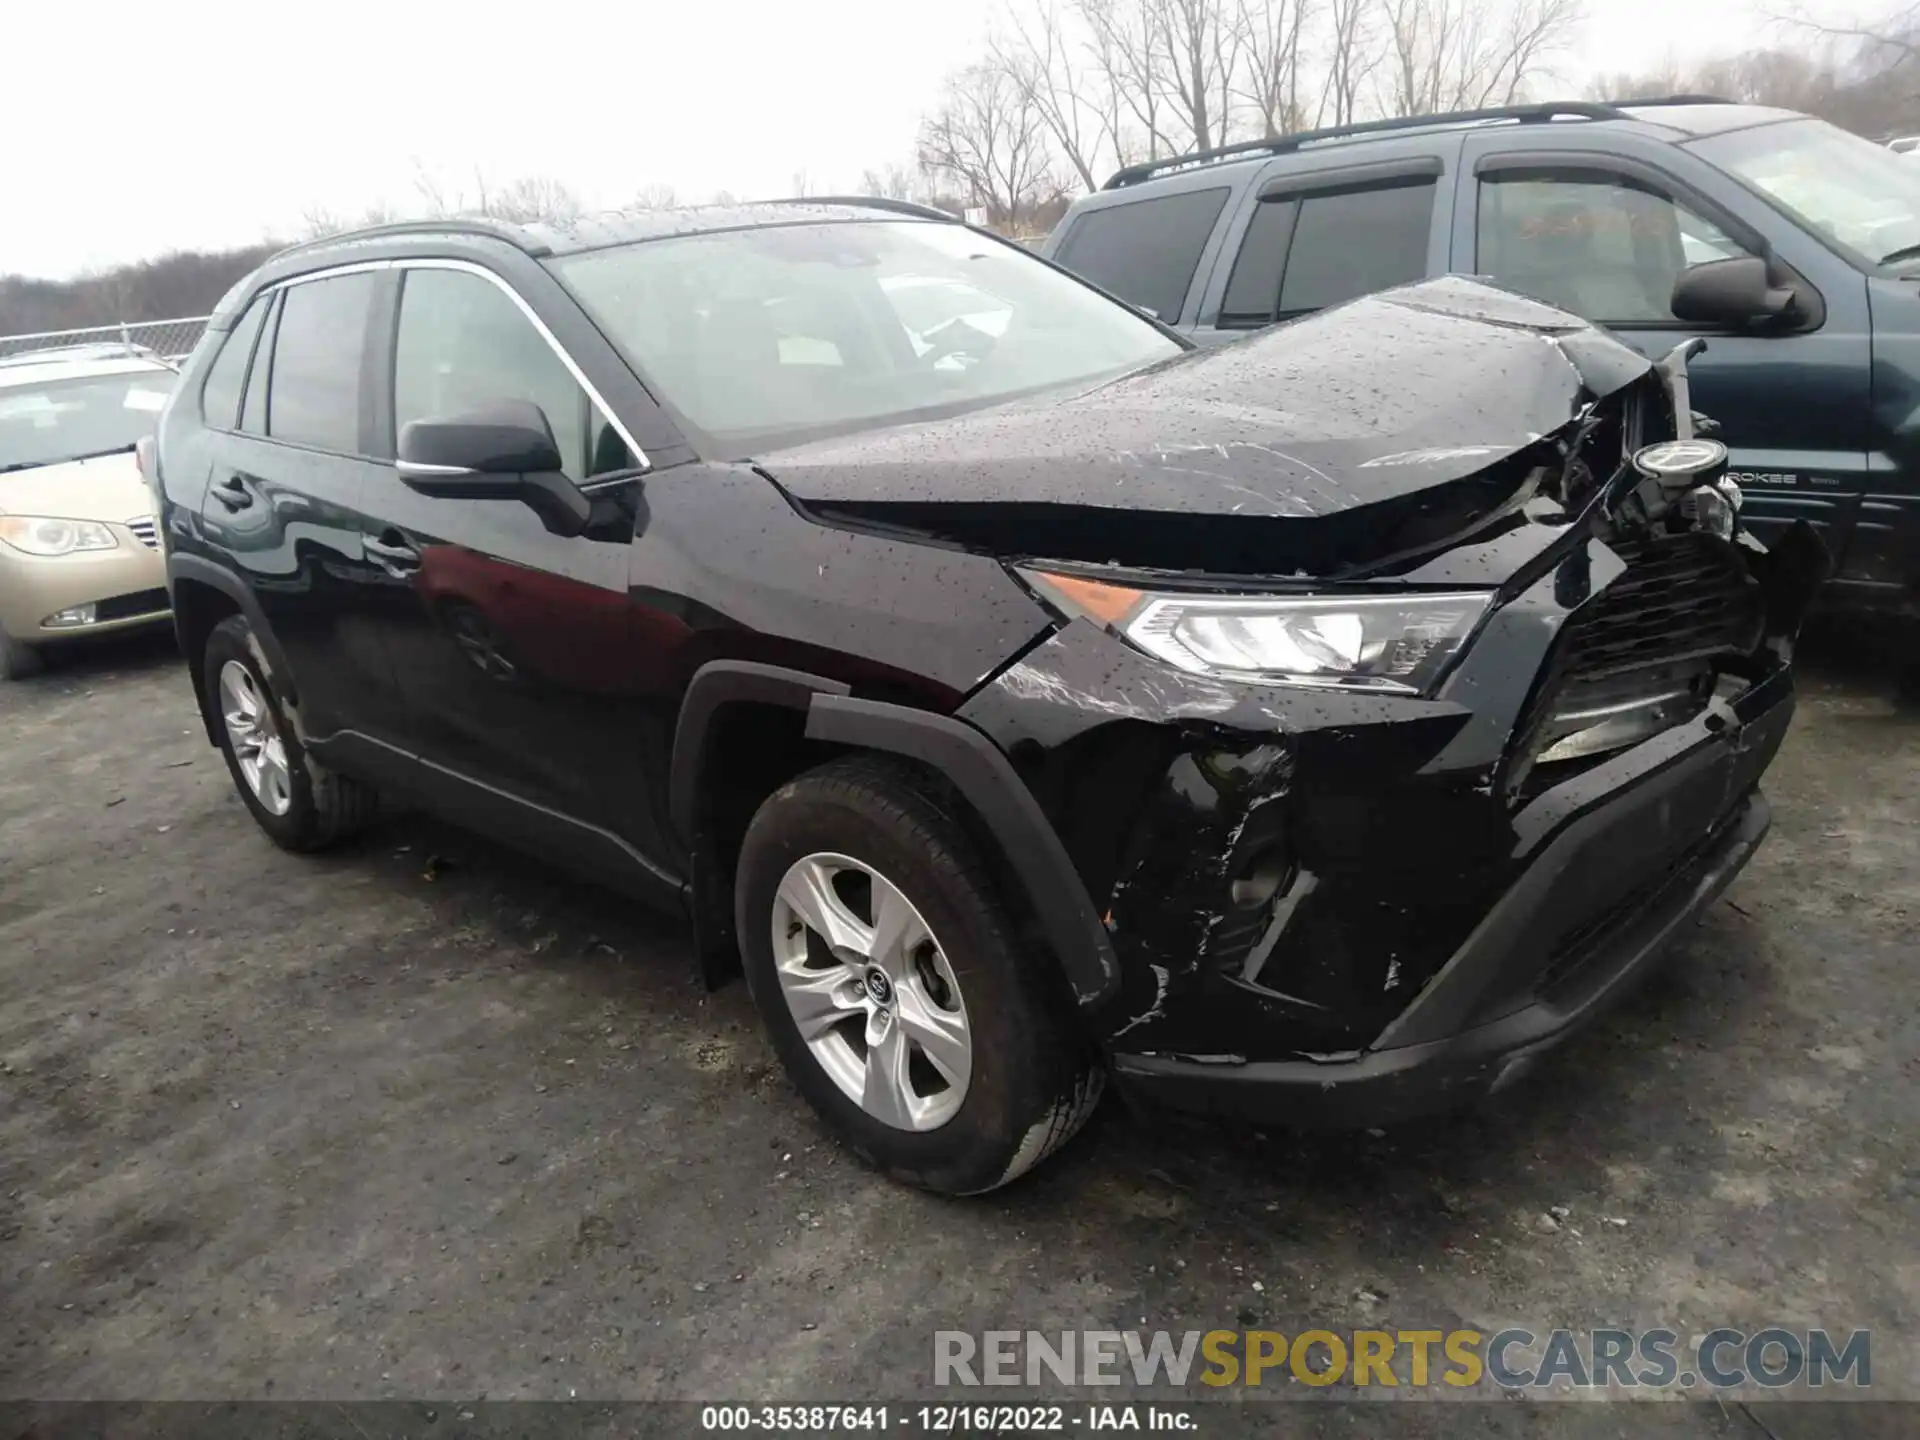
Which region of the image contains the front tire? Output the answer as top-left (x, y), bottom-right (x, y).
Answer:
top-left (203, 614), bottom-right (378, 851)
top-left (736, 755), bottom-right (1102, 1194)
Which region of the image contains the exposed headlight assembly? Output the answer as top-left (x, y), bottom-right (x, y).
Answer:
top-left (0, 516), bottom-right (119, 557)
top-left (1024, 569), bottom-right (1490, 694)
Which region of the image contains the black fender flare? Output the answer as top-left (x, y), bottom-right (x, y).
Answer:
top-left (669, 660), bottom-right (851, 850)
top-left (670, 661), bottom-right (852, 990)
top-left (167, 553), bottom-right (298, 740)
top-left (805, 692), bottom-right (1121, 1011)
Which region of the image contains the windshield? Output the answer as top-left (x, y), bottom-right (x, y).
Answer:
top-left (0, 371), bottom-right (174, 473)
top-left (1691, 117), bottom-right (1920, 268)
top-left (552, 220), bottom-right (1181, 455)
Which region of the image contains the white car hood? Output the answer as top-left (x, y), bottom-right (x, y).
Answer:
top-left (0, 452), bottom-right (152, 524)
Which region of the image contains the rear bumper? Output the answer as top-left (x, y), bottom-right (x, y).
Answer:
top-left (1110, 672), bottom-right (1791, 1129)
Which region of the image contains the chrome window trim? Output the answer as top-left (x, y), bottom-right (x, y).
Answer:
top-left (266, 256), bottom-right (651, 473)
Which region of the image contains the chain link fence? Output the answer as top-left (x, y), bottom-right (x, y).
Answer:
top-left (0, 316), bottom-right (210, 366)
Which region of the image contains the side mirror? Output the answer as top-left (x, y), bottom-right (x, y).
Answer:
top-left (1670, 256), bottom-right (1797, 329)
top-left (397, 399), bottom-right (590, 537)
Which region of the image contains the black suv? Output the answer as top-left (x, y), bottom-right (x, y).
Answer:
top-left (1044, 97), bottom-right (1920, 625)
top-left (152, 201), bottom-right (1821, 1194)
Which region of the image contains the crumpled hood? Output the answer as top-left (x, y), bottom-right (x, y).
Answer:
top-left (0, 451), bottom-right (150, 525)
top-left (761, 276), bottom-right (1657, 576)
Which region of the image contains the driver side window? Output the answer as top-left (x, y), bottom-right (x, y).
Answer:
top-left (395, 268), bottom-right (629, 482)
top-left (1476, 170), bottom-right (1756, 326)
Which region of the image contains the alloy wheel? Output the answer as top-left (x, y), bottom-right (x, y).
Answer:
top-left (770, 851), bottom-right (972, 1131)
top-left (218, 659), bottom-right (293, 817)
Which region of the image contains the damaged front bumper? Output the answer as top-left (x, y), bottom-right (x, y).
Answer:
top-left (958, 524), bottom-right (1810, 1130)
top-left (1108, 694), bottom-right (1783, 1129)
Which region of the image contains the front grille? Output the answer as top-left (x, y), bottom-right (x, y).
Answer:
top-left (1556, 534), bottom-right (1761, 683)
top-left (1510, 534), bottom-right (1762, 797)
top-left (96, 588), bottom-right (170, 622)
top-left (126, 516), bottom-right (159, 550)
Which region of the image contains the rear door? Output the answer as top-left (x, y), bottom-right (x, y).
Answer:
top-left (1456, 133), bottom-right (1873, 567)
top-left (197, 269), bottom-right (402, 742)
top-left (1192, 148), bottom-right (1454, 344)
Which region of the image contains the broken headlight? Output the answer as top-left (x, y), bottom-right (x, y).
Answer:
top-left (1024, 569), bottom-right (1490, 694)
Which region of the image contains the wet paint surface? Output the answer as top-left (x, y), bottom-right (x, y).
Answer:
top-left (758, 276), bottom-right (1656, 577)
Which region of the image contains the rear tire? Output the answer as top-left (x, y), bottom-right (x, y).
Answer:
top-left (203, 614), bottom-right (378, 851)
top-left (736, 754), bottom-right (1102, 1194)
top-left (0, 624), bottom-right (45, 681)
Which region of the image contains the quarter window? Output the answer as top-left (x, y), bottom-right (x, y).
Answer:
top-left (266, 273), bottom-right (376, 452)
top-left (393, 268), bottom-right (612, 482)
top-left (1053, 187), bottom-right (1230, 323)
top-left (200, 296), bottom-right (268, 430)
top-left (1476, 171), bottom-right (1756, 324)
top-left (240, 294), bottom-right (277, 436)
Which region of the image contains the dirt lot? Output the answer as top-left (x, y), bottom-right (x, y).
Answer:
top-left (1, 627), bottom-right (1915, 1431)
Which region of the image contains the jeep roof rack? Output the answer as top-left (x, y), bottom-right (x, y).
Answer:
top-left (1101, 99), bottom-right (1727, 190)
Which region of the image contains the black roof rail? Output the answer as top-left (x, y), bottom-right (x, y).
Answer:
top-left (1102, 102), bottom-right (1637, 189)
top-left (1606, 93), bottom-right (1734, 108)
top-left (766, 195), bottom-right (960, 222)
top-left (271, 216), bottom-right (550, 261)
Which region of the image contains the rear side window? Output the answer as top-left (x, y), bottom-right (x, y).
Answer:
top-left (240, 295), bottom-right (278, 436)
top-left (266, 272), bottom-right (376, 453)
top-left (199, 297), bottom-right (268, 430)
top-left (1053, 188), bottom-right (1230, 322)
top-left (1276, 179), bottom-right (1435, 316)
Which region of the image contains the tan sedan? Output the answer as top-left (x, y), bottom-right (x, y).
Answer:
top-left (0, 351), bottom-right (175, 679)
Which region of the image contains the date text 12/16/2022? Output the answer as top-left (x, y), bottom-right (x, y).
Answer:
top-left (699, 1405), bottom-right (1194, 1431)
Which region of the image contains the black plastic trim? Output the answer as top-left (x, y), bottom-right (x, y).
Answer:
top-left (167, 552), bottom-right (296, 714)
top-left (1258, 155), bottom-right (1444, 201)
top-left (803, 692), bottom-right (1122, 1010)
top-left (1113, 790), bottom-right (1771, 1128)
top-left (669, 660), bottom-right (851, 848)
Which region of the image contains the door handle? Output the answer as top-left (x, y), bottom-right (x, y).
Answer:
top-left (364, 532), bottom-right (421, 576)
top-left (211, 475), bottom-right (254, 510)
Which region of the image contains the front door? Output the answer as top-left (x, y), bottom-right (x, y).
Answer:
top-left (359, 262), bottom-right (673, 884)
top-left (1458, 139), bottom-right (1872, 564)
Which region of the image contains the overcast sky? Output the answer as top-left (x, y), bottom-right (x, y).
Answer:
top-left (7, 0), bottom-right (1783, 280)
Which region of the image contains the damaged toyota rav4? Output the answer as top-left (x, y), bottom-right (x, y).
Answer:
top-left (155, 202), bottom-right (1825, 1195)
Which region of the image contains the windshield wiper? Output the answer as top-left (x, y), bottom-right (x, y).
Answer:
top-left (1877, 243), bottom-right (1920, 269)
top-left (0, 444), bottom-right (137, 475)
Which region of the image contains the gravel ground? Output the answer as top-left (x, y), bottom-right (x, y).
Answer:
top-left (0, 626), bottom-right (1914, 1435)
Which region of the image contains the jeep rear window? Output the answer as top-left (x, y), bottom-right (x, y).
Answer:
top-left (553, 221), bottom-right (1181, 458)
top-left (1052, 188), bottom-right (1230, 322)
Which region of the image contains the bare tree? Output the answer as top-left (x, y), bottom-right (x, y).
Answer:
top-left (1239, 0), bottom-right (1313, 137)
top-left (859, 162), bottom-right (922, 200)
top-left (993, 1), bottom-right (1107, 190)
top-left (630, 183), bottom-right (679, 210)
top-left (1154, 0), bottom-right (1245, 150)
top-left (1318, 0), bottom-right (1378, 124)
top-left (1774, 2), bottom-right (1919, 68)
top-left (485, 176), bottom-right (585, 225)
top-left (917, 62), bottom-right (1061, 224)
top-left (1376, 0), bottom-right (1581, 117)
top-left (1079, 0), bottom-right (1176, 161)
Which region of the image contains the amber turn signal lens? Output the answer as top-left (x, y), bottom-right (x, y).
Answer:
top-left (1025, 570), bottom-right (1145, 626)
